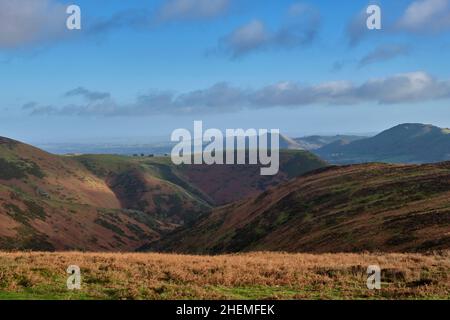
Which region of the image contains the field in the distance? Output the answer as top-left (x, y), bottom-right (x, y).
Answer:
top-left (0, 252), bottom-right (448, 300)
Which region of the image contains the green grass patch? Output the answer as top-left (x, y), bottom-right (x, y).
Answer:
top-left (211, 286), bottom-right (301, 300)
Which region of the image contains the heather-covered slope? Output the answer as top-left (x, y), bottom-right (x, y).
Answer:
top-left (176, 150), bottom-right (327, 205)
top-left (0, 137), bottom-right (326, 251)
top-left (155, 162), bottom-right (450, 254)
top-left (0, 137), bottom-right (163, 251)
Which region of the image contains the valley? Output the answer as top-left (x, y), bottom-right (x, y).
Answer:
top-left (1, 124), bottom-right (450, 301)
top-left (1, 123), bottom-right (450, 255)
top-left (0, 136), bottom-right (325, 251)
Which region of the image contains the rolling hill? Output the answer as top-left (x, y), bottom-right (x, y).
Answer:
top-left (154, 162), bottom-right (450, 254)
top-left (315, 123), bottom-right (450, 164)
top-left (0, 136), bottom-right (326, 251)
top-left (0, 137), bottom-right (165, 251)
top-left (4, 130), bottom-right (450, 254)
top-left (294, 135), bottom-right (367, 150)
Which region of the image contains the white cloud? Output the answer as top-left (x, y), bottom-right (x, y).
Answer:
top-left (0, 0), bottom-right (231, 49)
top-left (155, 0), bottom-right (230, 23)
top-left (0, 0), bottom-right (67, 49)
top-left (216, 4), bottom-right (320, 58)
top-left (221, 20), bottom-right (270, 57)
top-left (254, 72), bottom-right (450, 106)
top-left (347, 0), bottom-right (450, 45)
top-left (357, 71), bottom-right (450, 103)
top-left (397, 0), bottom-right (450, 32)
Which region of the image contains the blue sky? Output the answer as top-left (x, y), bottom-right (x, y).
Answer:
top-left (0, 0), bottom-right (450, 143)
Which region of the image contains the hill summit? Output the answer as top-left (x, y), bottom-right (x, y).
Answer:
top-left (316, 123), bottom-right (450, 164)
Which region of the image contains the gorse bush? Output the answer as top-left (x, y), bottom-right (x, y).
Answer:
top-left (0, 159), bottom-right (44, 180)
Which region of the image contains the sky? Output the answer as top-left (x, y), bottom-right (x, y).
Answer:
top-left (0, 0), bottom-right (450, 144)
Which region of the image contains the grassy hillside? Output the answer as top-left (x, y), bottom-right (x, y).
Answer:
top-left (0, 136), bottom-right (326, 251)
top-left (316, 123), bottom-right (450, 164)
top-left (0, 251), bottom-right (448, 300)
top-left (155, 162), bottom-right (450, 254)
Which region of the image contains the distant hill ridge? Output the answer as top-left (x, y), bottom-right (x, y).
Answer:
top-left (315, 123), bottom-right (450, 164)
top-left (294, 135), bottom-right (367, 150)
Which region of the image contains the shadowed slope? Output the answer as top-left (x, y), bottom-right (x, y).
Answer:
top-left (155, 162), bottom-right (450, 254)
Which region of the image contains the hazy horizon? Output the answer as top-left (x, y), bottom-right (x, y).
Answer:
top-left (1, 0), bottom-right (450, 144)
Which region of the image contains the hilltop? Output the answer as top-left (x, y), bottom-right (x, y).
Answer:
top-left (315, 123), bottom-right (450, 164)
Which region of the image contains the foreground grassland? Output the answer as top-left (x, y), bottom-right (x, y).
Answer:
top-left (0, 252), bottom-right (448, 300)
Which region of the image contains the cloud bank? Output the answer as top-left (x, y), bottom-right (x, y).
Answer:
top-left (25, 72), bottom-right (450, 117)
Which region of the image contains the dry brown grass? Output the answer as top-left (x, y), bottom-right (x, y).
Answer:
top-left (0, 251), bottom-right (448, 300)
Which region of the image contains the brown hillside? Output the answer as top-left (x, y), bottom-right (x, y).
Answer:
top-left (0, 138), bottom-right (170, 251)
top-left (155, 162), bottom-right (450, 254)
top-left (0, 137), bottom-right (326, 251)
top-left (0, 137), bottom-right (120, 208)
top-left (178, 150), bottom-right (327, 205)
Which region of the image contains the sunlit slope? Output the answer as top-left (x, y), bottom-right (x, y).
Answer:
top-left (0, 137), bottom-right (161, 251)
top-left (0, 137), bottom-right (326, 251)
